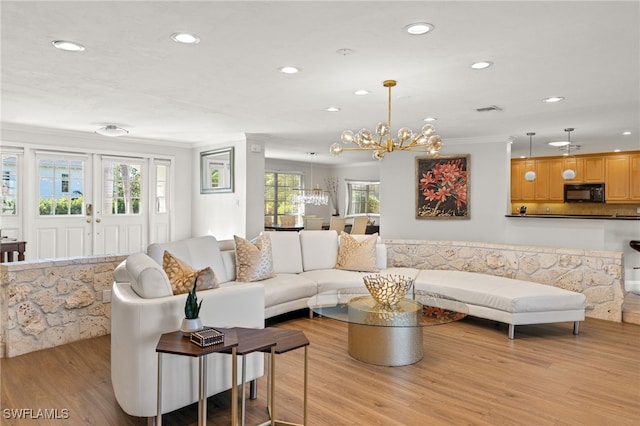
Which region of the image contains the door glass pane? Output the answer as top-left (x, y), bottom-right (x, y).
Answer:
top-left (155, 164), bottom-right (167, 214)
top-left (38, 158), bottom-right (84, 216)
top-left (104, 160), bottom-right (142, 215)
top-left (2, 154), bottom-right (18, 215)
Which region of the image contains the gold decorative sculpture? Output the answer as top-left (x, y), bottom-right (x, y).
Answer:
top-left (363, 274), bottom-right (414, 306)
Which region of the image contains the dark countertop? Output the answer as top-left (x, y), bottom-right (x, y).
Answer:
top-left (505, 214), bottom-right (640, 220)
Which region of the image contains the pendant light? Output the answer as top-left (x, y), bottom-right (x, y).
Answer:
top-left (524, 132), bottom-right (536, 182)
top-left (562, 128), bottom-right (577, 180)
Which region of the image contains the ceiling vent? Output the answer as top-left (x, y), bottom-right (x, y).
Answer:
top-left (476, 105), bottom-right (503, 112)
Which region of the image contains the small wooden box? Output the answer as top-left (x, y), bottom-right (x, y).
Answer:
top-left (190, 328), bottom-right (225, 347)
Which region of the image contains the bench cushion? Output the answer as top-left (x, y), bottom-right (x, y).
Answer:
top-left (415, 269), bottom-right (586, 313)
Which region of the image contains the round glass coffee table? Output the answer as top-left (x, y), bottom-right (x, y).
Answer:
top-left (308, 287), bottom-right (468, 366)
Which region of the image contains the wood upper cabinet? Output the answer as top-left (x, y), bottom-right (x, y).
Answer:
top-left (605, 155), bottom-right (629, 201)
top-left (511, 151), bottom-right (639, 203)
top-left (630, 154), bottom-right (640, 200)
top-left (510, 159), bottom-right (535, 201)
top-left (548, 159), bottom-right (565, 201)
top-left (534, 159), bottom-right (550, 200)
top-left (583, 156), bottom-right (605, 182)
top-left (562, 157), bottom-right (583, 182)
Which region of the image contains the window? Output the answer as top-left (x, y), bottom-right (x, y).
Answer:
top-left (2, 154), bottom-right (18, 215)
top-left (38, 158), bottom-right (84, 215)
top-left (265, 171), bottom-right (303, 225)
top-left (155, 162), bottom-right (168, 214)
top-left (103, 160), bottom-right (141, 215)
top-left (345, 180), bottom-right (380, 217)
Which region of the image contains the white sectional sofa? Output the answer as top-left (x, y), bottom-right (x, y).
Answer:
top-left (111, 230), bottom-right (586, 421)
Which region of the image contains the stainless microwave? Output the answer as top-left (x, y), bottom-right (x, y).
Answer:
top-left (564, 183), bottom-right (605, 203)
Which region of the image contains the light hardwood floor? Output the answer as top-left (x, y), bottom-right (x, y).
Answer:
top-left (2, 314), bottom-right (639, 425)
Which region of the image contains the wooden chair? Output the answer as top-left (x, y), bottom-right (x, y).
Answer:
top-left (281, 215), bottom-right (296, 227)
top-left (329, 217), bottom-right (346, 233)
top-left (264, 216), bottom-right (273, 227)
top-left (350, 216), bottom-right (369, 234)
top-left (304, 217), bottom-right (324, 230)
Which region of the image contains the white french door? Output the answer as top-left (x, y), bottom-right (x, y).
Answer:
top-left (93, 156), bottom-right (148, 255)
top-left (32, 152), bottom-right (93, 259)
top-left (29, 151), bottom-right (161, 260)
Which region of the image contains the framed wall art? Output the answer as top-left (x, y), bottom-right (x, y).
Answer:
top-left (415, 154), bottom-right (469, 219)
top-left (200, 147), bottom-right (234, 193)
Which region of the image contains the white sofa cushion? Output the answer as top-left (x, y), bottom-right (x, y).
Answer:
top-left (148, 235), bottom-right (230, 283)
top-left (299, 230), bottom-right (339, 271)
top-left (301, 269), bottom-right (368, 293)
top-left (125, 252), bottom-right (173, 298)
top-left (415, 269), bottom-right (586, 313)
top-left (251, 273), bottom-right (317, 307)
top-left (262, 231), bottom-right (303, 273)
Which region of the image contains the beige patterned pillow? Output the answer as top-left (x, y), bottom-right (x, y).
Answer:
top-left (335, 232), bottom-right (379, 272)
top-left (163, 251), bottom-right (219, 295)
top-left (234, 234), bottom-right (276, 282)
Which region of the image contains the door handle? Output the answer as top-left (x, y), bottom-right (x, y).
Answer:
top-left (86, 219), bottom-right (91, 223)
top-left (86, 203), bottom-right (92, 216)
top-left (95, 218), bottom-right (101, 223)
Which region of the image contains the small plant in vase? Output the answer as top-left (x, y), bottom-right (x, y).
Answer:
top-left (181, 279), bottom-right (203, 336)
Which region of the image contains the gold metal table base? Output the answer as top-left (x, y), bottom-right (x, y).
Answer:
top-left (348, 323), bottom-right (423, 366)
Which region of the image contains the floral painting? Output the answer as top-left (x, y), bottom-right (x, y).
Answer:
top-left (416, 155), bottom-right (469, 219)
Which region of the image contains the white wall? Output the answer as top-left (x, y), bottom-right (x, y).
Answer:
top-left (381, 140), bottom-right (510, 241)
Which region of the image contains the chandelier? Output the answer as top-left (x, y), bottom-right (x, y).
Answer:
top-left (329, 80), bottom-right (443, 160)
top-left (291, 153), bottom-right (330, 205)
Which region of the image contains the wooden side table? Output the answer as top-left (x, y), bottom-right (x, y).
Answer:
top-left (1, 240), bottom-right (26, 263)
top-left (220, 328), bottom-right (277, 426)
top-left (155, 329), bottom-right (239, 426)
top-left (258, 328), bottom-right (310, 426)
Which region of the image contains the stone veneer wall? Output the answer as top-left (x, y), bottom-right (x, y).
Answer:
top-left (0, 255), bottom-right (126, 358)
top-left (385, 239), bottom-right (625, 322)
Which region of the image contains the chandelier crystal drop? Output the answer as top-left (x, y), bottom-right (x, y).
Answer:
top-left (291, 185), bottom-right (330, 206)
top-left (329, 80), bottom-right (443, 160)
top-left (291, 152), bottom-right (330, 205)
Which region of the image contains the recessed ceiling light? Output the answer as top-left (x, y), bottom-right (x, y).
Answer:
top-left (52, 40), bottom-right (85, 52)
top-left (622, 131), bottom-right (631, 135)
top-left (423, 117), bottom-right (437, 122)
top-left (548, 141), bottom-right (570, 147)
top-left (279, 66), bottom-right (300, 74)
top-left (95, 125), bottom-right (129, 137)
top-left (471, 61), bottom-right (492, 70)
top-left (353, 90), bottom-right (369, 96)
top-left (543, 96), bottom-right (565, 103)
top-left (336, 48), bottom-right (355, 56)
top-left (325, 107), bottom-right (340, 112)
top-left (405, 22), bottom-right (434, 35)
top-left (171, 32), bottom-right (200, 44)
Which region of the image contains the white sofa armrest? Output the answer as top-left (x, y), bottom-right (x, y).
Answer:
top-left (111, 282), bottom-right (265, 417)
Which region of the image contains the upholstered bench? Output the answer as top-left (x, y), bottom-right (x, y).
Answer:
top-left (414, 269), bottom-right (587, 339)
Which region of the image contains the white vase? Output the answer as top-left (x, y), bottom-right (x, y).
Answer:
top-left (180, 317), bottom-right (203, 336)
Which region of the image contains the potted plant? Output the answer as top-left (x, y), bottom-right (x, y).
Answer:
top-left (180, 279), bottom-right (203, 335)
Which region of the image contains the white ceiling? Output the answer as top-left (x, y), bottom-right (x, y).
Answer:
top-left (1, 1), bottom-right (639, 165)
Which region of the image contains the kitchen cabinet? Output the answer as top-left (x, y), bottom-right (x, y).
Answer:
top-left (548, 159), bottom-right (565, 201)
top-left (583, 156), bottom-right (605, 182)
top-left (605, 155), bottom-right (629, 201)
top-left (562, 157), bottom-right (583, 183)
top-left (510, 159), bottom-right (535, 201)
top-left (510, 158), bottom-right (562, 201)
top-left (511, 151), bottom-right (640, 203)
top-left (629, 154), bottom-right (640, 200)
